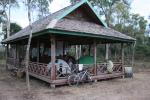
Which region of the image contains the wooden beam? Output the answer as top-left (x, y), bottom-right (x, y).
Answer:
top-left (121, 43), bottom-right (125, 78)
top-left (131, 42), bottom-right (136, 67)
top-left (121, 43), bottom-right (124, 66)
top-left (92, 72), bottom-right (123, 80)
top-left (29, 72), bottom-right (51, 83)
top-left (75, 45), bottom-right (78, 60)
top-left (14, 44), bottom-right (17, 67)
top-left (63, 41), bottom-right (65, 56)
top-left (50, 35), bottom-right (56, 80)
top-left (37, 39), bottom-right (40, 62)
top-left (5, 44), bottom-right (8, 70)
top-left (79, 45), bottom-right (82, 58)
top-left (94, 40), bottom-right (97, 75)
top-left (89, 45), bottom-right (91, 56)
top-left (51, 73), bottom-right (123, 86)
top-left (105, 44), bottom-right (109, 60)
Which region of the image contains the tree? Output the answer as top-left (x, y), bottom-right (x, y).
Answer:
top-left (89, 0), bottom-right (130, 27)
top-left (30, 0), bottom-right (49, 19)
top-left (70, 0), bottom-right (81, 4)
top-left (25, 0), bottom-right (32, 92)
top-left (70, 0), bottom-right (131, 27)
top-left (0, 0), bottom-right (19, 38)
top-left (0, 0), bottom-right (19, 70)
top-left (2, 22), bottom-right (22, 37)
top-left (9, 23), bottom-right (22, 35)
top-left (26, 0), bottom-right (53, 19)
top-left (24, 0), bottom-right (53, 92)
top-left (0, 14), bottom-right (6, 37)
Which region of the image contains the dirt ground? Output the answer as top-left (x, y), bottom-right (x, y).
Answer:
top-left (0, 66), bottom-right (150, 100)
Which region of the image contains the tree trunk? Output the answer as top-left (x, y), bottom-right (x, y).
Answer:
top-left (7, 0), bottom-right (11, 38)
top-left (5, 0), bottom-right (11, 70)
top-left (25, 0), bottom-right (32, 92)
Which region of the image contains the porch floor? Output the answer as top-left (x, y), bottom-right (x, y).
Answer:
top-left (29, 72), bottom-right (123, 86)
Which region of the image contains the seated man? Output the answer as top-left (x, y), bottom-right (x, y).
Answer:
top-left (107, 60), bottom-right (113, 73)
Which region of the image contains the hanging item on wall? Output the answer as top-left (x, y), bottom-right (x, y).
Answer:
top-left (44, 48), bottom-right (49, 56)
top-left (31, 48), bottom-right (37, 58)
top-left (40, 43), bottom-right (44, 56)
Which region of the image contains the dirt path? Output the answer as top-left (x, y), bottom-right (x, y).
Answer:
top-left (0, 67), bottom-right (150, 100)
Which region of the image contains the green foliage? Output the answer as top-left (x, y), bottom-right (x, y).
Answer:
top-left (9, 23), bottom-right (22, 35)
top-left (2, 22), bottom-right (22, 38)
top-left (22, 0), bottom-right (53, 20)
top-left (0, 0), bottom-right (19, 40)
top-left (0, 0), bottom-right (19, 8)
top-left (135, 44), bottom-right (150, 60)
top-left (30, 0), bottom-right (51, 19)
top-left (71, 0), bottom-right (149, 61)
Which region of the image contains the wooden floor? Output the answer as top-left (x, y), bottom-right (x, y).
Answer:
top-left (29, 72), bottom-right (123, 86)
top-left (92, 73), bottom-right (123, 80)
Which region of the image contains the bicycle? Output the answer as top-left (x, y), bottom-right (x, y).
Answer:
top-left (68, 65), bottom-right (93, 86)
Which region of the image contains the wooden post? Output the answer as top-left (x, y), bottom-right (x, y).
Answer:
top-left (105, 44), bottom-right (109, 60)
top-left (121, 43), bottom-right (125, 78)
top-left (89, 45), bottom-right (91, 56)
top-left (50, 35), bottom-right (56, 80)
top-left (5, 44), bottom-right (8, 70)
top-left (37, 39), bottom-right (40, 62)
top-left (75, 45), bottom-right (78, 60)
top-left (14, 44), bottom-right (17, 67)
top-left (131, 42), bottom-right (136, 67)
top-left (16, 44), bottom-right (18, 59)
top-left (93, 40), bottom-right (97, 75)
top-left (79, 45), bottom-right (82, 58)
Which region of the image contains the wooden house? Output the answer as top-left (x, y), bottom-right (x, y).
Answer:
top-left (2, 0), bottom-right (135, 87)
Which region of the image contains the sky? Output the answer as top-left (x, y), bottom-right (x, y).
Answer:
top-left (10, 0), bottom-right (71, 28)
top-left (131, 0), bottom-right (150, 23)
top-left (8, 0), bottom-right (150, 28)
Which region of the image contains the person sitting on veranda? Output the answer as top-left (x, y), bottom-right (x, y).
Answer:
top-left (106, 60), bottom-right (113, 73)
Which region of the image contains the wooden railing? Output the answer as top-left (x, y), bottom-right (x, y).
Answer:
top-left (28, 62), bottom-right (50, 78)
top-left (28, 62), bottom-right (74, 79)
top-left (96, 62), bottom-right (122, 75)
top-left (7, 58), bottom-right (21, 68)
top-left (7, 58), bottom-right (123, 81)
top-left (112, 62), bottom-right (122, 72)
top-left (7, 57), bottom-right (15, 65)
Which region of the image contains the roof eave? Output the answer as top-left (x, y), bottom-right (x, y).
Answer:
top-left (48, 29), bottom-right (135, 43)
top-left (2, 28), bottom-right (135, 44)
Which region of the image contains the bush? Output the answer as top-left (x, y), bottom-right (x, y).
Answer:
top-left (135, 44), bottom-right (150, 61)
